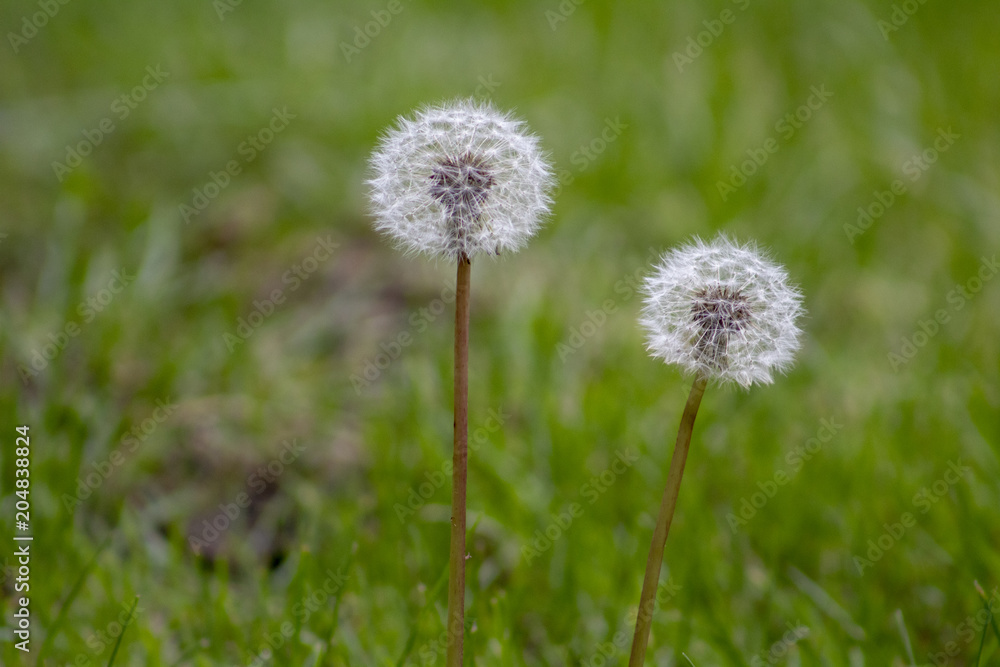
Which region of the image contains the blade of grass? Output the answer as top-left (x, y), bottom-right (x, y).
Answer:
top-left (304, 641), bottom-right (324, 667)
top-left (319, 549), bottom-right (356, 667)
top-left (974, 600), bottom-right (993, 667)
top-left (291, 546), bottom-right (315, 641)
top-left (106, 596), bottom-right (139, 667)
top-left (212, 554), bottom-right (230, 647)
top-left (394, 625), bottom-right (420, 667)
top-left (974, 581), bottom-right (1000, 645)
top-left (37, 535), bottom-right (111, 663)
top-left (788, 565), bottom-right (866, 641)
top-left (393, 461), bottom-right (484, 666)
top-left (395, 559), bottom-right (451, 667)
top-left (894, 609), bottom-right (916, 666)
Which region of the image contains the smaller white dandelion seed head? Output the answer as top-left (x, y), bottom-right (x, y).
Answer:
top-left (366, 98), bottom-right (555, 261)
top-left (639, 233), bottom-right (804, 388)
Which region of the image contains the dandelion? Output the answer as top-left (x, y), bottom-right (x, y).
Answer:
top-left (628, 233), bottom-right (804, 665)
top-left (368, 98), bottom-right (554, 260)
top-left (367, 98), bottom-right (554, 667)
top-left (640, 233), bottom-right (803, 388)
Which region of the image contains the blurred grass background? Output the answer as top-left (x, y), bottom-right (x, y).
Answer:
top-left (0, 0), bottom-right (998, 664)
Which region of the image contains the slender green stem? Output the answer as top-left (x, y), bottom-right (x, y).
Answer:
top-left (446, 255), bottom-right (471, 667)
top-left (628, 375), bottom-right (707, 666)
top-left (106, 595), bottom-right (139, 666)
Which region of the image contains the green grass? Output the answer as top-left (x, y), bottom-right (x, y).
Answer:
top-left (1, 0), bottom-right (998, 664)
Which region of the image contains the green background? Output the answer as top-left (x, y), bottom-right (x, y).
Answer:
top-left (1, 0), bottom-right (998, 664)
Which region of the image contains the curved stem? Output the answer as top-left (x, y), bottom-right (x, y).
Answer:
top-left (628, 376), bottom-right (707, 666)
top-left (446, 255), bottom-right (471, 667)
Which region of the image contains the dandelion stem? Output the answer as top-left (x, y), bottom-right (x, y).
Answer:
top-left (446, 254), bottom-right (471, 667)
top-left (628, 375), bottom-right (707, 666)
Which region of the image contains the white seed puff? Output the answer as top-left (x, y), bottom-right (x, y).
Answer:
top-left (640, 234), bottom-right (804, 388)
top-left (367, 98), bottom-right (555, 260)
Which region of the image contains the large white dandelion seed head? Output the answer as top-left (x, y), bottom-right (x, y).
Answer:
top-left (640, 233), bottom-right (804, 388)
top-left (367, 98), bottom-right (555, 261)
